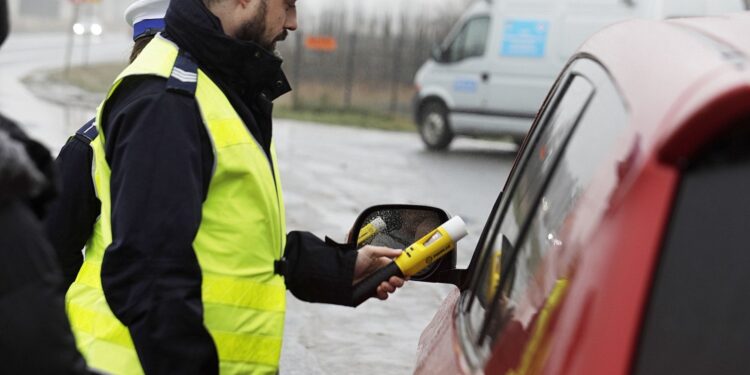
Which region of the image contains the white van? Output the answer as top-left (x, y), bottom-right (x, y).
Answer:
top-left (413, 0), bottom-right (748, 150)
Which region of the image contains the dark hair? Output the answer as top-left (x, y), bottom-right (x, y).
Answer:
top-left (129, 35), bottom-right (155, 63)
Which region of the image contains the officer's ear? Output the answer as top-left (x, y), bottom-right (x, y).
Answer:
top-left (0, 0), bottom-right (8, 48)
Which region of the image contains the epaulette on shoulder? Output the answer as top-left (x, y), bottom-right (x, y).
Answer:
top-left (166, 50), bottom-right (198, 96)
top-left (74, 118), bottom-right (99, 144)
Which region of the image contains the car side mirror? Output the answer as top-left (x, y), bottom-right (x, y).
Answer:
top-left (0, 0), bottom-right (9, 47)
top-left (349, 204), bottom-right (465, 285)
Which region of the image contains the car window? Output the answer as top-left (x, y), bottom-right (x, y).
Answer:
top-left (483, 65), bottom-right (628, 362)
top-left (495, 75), bottom-right (627, 330)
top-left (634, 118), bottom-right (750, 375)
top-left (467, 75), bottom-right (595, 337)
top-left (446, 16), bottom-right (490, 62)
top-left (468, 60), bottom-right (629, 364)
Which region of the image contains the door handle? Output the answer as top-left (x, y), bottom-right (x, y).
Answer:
top-left (481, 72), bottom-right (490, 82)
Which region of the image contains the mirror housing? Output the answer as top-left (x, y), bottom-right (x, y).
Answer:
top-left (0, 0), bottom-right (8, 47)
top-left (349, 204), bottom-right (465, 285)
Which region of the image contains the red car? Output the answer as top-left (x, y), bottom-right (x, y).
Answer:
top-left (412, 12), bottom-right (750, 375)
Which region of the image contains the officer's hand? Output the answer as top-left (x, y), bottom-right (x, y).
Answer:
top-left (353, 246), bottom-right (406, 300)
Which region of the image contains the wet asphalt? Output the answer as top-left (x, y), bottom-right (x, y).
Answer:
top-left (276, 121), bottom-right (515, 374)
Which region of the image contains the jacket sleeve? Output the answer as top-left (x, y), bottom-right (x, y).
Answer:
top-left (284, 231), bottom-right (358, 306)
top-left (43, 135), bottom-right (100, 289)
top-left (99, 83), bottom-right (218, 375)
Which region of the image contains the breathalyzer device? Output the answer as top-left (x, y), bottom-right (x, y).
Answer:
top-left (352, 216), bottom-right (468, 306)
top-left (357, 217), bottom-right (387, 246)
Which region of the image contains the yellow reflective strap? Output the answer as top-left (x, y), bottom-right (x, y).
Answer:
top-left (74, 331), bottom-right (144, 375)
top-left (67, 303), bottom-right (134, 348)
top-left (193, 74), bottom-right (253, 149)
top-left (204, 303), bottom-right (285, 338)
top-left (220, 360), bottom-right (277, 375)
top-left (203, 273), bottom-right (286, 312)
top-left (77, 262), bottom-right (285, 312)
top-left (211, 330), bottom-right (282, 367)
top-left (206, 117), bottom-right (255, 148)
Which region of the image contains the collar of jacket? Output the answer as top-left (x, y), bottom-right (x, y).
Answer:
top-left (164, 0), bottom-right (292, 101)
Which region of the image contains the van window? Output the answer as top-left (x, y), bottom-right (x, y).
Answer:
top-left (466, 75), bottom-right (594, 337)
top-left (446, 16), bottom-right (491, 63)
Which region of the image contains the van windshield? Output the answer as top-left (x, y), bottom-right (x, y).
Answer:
top-left (443, 16), bottom-right (490, 63)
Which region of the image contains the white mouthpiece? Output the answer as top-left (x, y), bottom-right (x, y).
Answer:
top-left (442, 216), bottom-right (468, 242)
top-left (370, 217), bottom-right (387, 231)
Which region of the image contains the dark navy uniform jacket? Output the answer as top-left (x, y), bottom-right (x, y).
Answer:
top-left (43, 0), bottom-right (358, 373)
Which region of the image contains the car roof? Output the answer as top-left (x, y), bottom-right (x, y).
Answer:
top-left (577, 12), bottom-right (750, 163)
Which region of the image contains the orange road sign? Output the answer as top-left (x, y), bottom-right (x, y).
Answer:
top-left (304, 36), bottom-right (338, 52)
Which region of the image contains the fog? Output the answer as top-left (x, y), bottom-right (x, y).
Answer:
top-left (300, 0), bottom-right (470, 19)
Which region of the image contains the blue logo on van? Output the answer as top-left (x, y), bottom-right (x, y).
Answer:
top-left (453, 79), bottom-right (478, 93)
top-left (501, 19), bottom-right (549, 58)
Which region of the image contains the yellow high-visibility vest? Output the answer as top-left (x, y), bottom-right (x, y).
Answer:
top-left (65, 35), bottom-right (287, 375)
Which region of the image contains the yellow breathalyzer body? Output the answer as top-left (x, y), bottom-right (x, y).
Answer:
top-left (394, 225), bottom-right (458, 277)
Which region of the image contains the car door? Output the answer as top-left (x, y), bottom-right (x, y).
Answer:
top-left (452, 58), bottom-right (630, 373)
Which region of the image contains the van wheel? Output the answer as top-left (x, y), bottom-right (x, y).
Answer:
top-left (419, 102), bottom-right (454, 151)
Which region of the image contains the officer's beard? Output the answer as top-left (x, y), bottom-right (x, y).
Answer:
top-left (236, 0), bottom-right (284, 53)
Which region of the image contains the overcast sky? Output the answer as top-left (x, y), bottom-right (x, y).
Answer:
top-left (298, 0), bottom-right (469, 20)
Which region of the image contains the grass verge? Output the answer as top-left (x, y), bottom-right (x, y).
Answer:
top-left (35, 62), bottom-right (417, 132)
top-left (274, 105), bottom-right (414, 132)
top-left (43, 62), bottom-right (126, 94)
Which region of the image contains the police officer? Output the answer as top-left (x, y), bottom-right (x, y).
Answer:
top-left (63, 0), bottom-right (405, 374)
top-left (0, 2), bottom-right (91, 372)
top-left (44, 0), bottom-right (170, 289)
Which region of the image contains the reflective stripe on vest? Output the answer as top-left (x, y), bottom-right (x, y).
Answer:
top-left (65, 35), bottom-right (287, 375)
